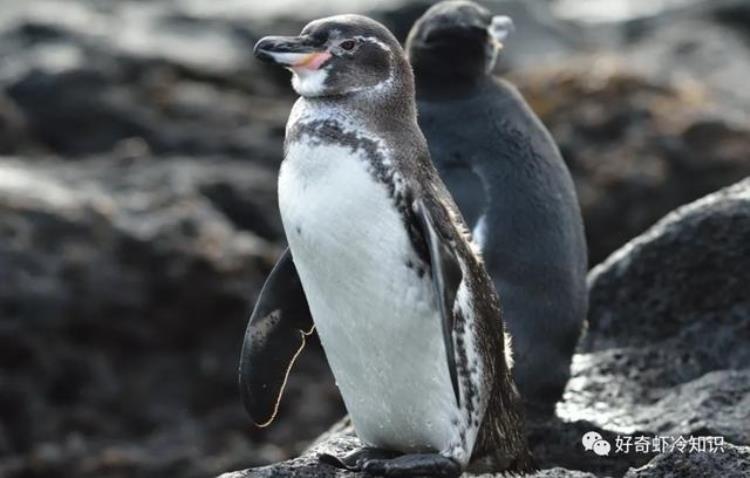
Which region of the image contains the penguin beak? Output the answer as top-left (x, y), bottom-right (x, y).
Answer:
top-left (254, 35), bottom-right (332, 71)
top-left (488, 15), bottom-right (514, 49)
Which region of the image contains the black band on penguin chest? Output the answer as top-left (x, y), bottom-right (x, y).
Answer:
top-left (286, 118), bottom-right (429, 263)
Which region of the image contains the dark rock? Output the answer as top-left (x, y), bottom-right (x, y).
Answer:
top-left (620, 15), bottom-right (750, 121)
top-left (557, 179), bottom-right (750, 470)
top-left (526, 417), bottom-right (657, 477)
top-left (713, 0), bottom-right (750, 32)
top-left (7, 68), bottom-right (156, 155)
top-left (586, 178), bottom-right (750, 350)
top-left (529, 470), bottom-right (599, 478)
top-left (0, 157), bottom-right (344, 478)
top-left (218, 420), bottom-right (359, 478)
top-left (623, 442), bottom-right (750, 478)
top-left (0, 1), bottom-right (290, 158)
top-left (629, 370), bottom-right (750, 445)
top-left (0, 92), bottom-right (32, 155)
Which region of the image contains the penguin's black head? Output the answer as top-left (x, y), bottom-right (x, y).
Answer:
top-left (406, 0), bottom-right (513, 86)
top-left (254, 15), bottom-right (409, 98)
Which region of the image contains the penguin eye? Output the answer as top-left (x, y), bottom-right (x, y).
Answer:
top-left (339, 40), bottom-right (356, 51)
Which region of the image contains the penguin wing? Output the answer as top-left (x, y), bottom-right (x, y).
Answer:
top-left (414, 198), bottom-right (463, 407)
top-left (239, 247), bottom-right (314, 427)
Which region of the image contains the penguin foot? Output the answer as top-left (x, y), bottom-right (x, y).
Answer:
top-left (318, 447), bottom-right (400, 472)
top-left (320, 449), bottom-right (460, 477)
top-left (362, 453), bottom-right (461, 478)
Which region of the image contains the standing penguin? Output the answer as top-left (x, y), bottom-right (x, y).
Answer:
top-left (406, 1), bottom-right (588, 416)
top-left (241, 14), bottom-right (532, 477)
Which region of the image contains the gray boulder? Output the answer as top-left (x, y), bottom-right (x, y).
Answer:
top-left (560, 178), bottom-right (750, 460)
top-left (586, 178), bottom-right (750, 351)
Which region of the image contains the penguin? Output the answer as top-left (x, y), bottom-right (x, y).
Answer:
top-left (240, 14), bottom-right (533, 477)
top-left (406, 0), bottom-right (588, 417)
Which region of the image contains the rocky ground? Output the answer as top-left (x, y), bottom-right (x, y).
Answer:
top-left (0, 0), bottom-right (749, 477)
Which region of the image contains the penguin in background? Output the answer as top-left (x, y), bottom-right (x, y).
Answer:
top-left (241, 13), bottom-right (533, 477)
top-left (406, 0), bottom-right (588, 417)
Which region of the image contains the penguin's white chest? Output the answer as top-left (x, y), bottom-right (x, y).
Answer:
top-left (278, 139), bottom-right (463, 458)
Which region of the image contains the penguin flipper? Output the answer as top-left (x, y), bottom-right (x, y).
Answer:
top-left (414, 199), bottom-right (464, 407)
top-left (239, 247), bottom-right (314, 427)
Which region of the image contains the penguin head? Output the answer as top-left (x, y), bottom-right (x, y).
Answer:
top-left (406, 1), bottom-right (513, 85)
top-left (254, 15), bottom-right (409, 98)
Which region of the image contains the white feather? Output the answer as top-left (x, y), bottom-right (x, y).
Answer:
top-left (291, 67), bottom-right (330, 97)
top-left (504, 330), bottom-right (515, 370)
top-left (278, 132), bottom-right (472, 462)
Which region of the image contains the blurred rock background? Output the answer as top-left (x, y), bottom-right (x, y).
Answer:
top-left (0, 1), bottom-right (748, 477)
